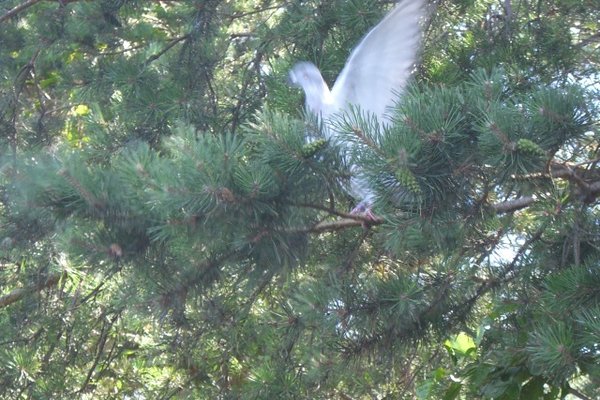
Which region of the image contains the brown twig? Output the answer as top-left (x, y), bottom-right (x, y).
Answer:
top-left (0, 0), bottom-right (42, 23)
top-left (567, 387), bottom-right (593, 400)
top-left (292, 202), bottom-right (377, 220)
top-left (453, 219), bottom-right (550, 324)
top-left (0, 272), bottom-right (66, 309)
top-left (492, 196), bottom-right (534, 213)
top-left (576, 31), bottom-right (600, 48)
top-left (143, 34), bottom-right (190, 67)
top-left (78, 312), bottom-right (121, 394)
top-left (0, 0), bottom-right (80, 23)
top-left (292, 216), bottom-right (383, 234)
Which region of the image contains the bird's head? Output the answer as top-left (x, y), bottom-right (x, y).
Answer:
top-left (288, 62), bottom-right (323, 87)
top-left (288, 62), bottom-right (331, 115)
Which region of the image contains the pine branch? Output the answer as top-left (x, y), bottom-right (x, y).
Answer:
top-left (8, 48), bottom-right (41, 164)
top-left (456, 220), bottom-right (550, 320)
top-left (292, 202), bottom-right (371, 219)
top-left (0, 0), bottom-right (42, 23)
top-left (143, 34), bottom-right (190, 67)
top-left (99, 43), bottom-right (148, 57)
top-left (535, 161), bottom-right (600, 184)
top-left (499, 161), bottom-right (600, 213)
top-left (567, 387), bottom-right (592, 400)
top-left (240, 270), bottom-right (275, 313)
top-left (291, 196), bottom-right (541, 233)
top-left (292, 159), bottom-right (600, 229)
top-left (161, 251), bottom-right (238, 302)
top-left (492, 196), bottom-right (534, 213)
top-left (576, 31), bottom-right (600, 48)
top-left (550, 163), bottom-right (592, 191)
top-left (78, 312), bottom-right (121, 394)
top-left (227, 4), bottom-right (283, 20)
top-left (0, 272), bottom-right (65, 309)
top-left (339, 227), bottom-right (371, 274)
top-left (0, 0), bottom-right (80, 23)
top-left (550, 162), bottom-right (600, 202)
top-left (58, 168), bottom-right (106, 210)
top-left (290, 215), bottom-right (383, 234)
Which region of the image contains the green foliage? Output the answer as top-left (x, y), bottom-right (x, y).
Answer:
top-left (0, 0), bottom-right (599, 399)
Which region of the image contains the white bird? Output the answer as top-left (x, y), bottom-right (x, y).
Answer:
top-left (289, 0), bottom-right (426, 218)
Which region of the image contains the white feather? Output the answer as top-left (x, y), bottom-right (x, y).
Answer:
top-left (289, 0), bottom-right (426, 211)
top-left (331, 0), bottom-right (425, 122)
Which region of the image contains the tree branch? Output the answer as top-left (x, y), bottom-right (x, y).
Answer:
top-left (292, 202), bottom-right (375, 220)
top-left (454, 219), bottom-right (550, 325)
top-left (567, 387), bottom-right (592, 400)
top-left (78, 312), bottom-right (121, 394)
top-left (0, 0), bottom-right (80, 24)
top-left (499, 160), bottom-right (600, 212)
top-left (576, 31), bottom-right (600, 48)
top-left (0, 272), bottom-right (65, 309)
top-left (0, 0), bottom-right (42, 23)
top-left (143, 34), bottom-right (190, 67)
top-left (288, 157), bottom-right (600, 233)
top-left (492, 196), bottom-right (535, 213)
top-left (289, 214), bottom-right (384, 234)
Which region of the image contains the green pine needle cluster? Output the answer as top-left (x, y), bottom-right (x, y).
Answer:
top-left (0, 0), bottom-right (599, 398)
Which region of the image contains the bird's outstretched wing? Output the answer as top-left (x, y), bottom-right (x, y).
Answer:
top-left (330, 0), bottom-right (426, 122)
top-left (288, 0), bottom-right (426, 217)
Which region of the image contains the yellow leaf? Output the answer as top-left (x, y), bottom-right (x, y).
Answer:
top-left (445, 331), bottom-right (476, 355)
top-left (73, 104), bottom-right (90, 116)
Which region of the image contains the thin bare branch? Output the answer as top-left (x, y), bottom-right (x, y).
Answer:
top-left (292, 216), bottom-right (383, 234)
top-left (143, 34), bottom-right (190, 67)
top-left (0, 272), bottom-right (65, 309)
top-left (292, 202), bottom-right (373, 220)
top-left (0, 0), bottom-right (42, 23)
top-left (0, 0), bottom-right (80, 24)
top-left (492, 196), bottom-right (535, 213)
top-left (567, 387), bottom-right (593, 400)
top-left (576, 31), bottom-right (600, 48)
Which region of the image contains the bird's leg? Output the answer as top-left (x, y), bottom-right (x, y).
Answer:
top-left (350, 200), bottom-right (377, 221)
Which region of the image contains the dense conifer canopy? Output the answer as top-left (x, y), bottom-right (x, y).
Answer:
top-left (0, 0), bottom-right (599, 398)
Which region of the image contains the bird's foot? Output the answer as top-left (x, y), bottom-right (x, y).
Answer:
top-left (350, 201), bottom-right (378, 221)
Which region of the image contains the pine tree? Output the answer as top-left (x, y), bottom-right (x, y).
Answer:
top-left (0, 0), bottom-right (599, 399)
